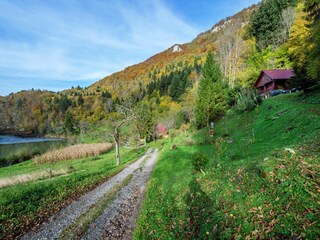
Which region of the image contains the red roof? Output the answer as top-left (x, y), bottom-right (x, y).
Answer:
top-left (262, 69), bottom-right (296, 79)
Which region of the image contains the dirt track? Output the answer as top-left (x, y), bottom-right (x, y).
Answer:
top-left (22, 148), bottom-right (158, 240)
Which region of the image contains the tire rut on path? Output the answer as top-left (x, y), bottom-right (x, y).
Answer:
top-left (22, 148), bottom-right (155, 240)
top-left (82, 148), bottom-right (158, 240)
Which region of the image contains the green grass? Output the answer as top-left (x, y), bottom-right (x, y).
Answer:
top-left (135, 91), bottom-right (320, 239)
top-left (0, 146), bottom-right (147, 239)
top-left (135, 141), bottom-right (196, 239)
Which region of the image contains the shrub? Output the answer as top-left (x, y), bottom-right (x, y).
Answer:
top-left (235, 89), bottom-right (262, 113)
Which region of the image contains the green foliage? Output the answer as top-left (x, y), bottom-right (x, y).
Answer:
top-left (298, 86), bottom-right (320, 103)
top-left (101, 90), bottom-right (112, 98)
top-left (249, 0), bottom-right (297, 49)
top-left (63, 111), bottom-right (79, 134)
top-left (195, 52), bottom-right (227, 128)
top-left (239, 45), bottom-right (293, 87)
top-left (304, 0), bottom-right (320, 20)
top-left (146, 63), bottom-right (193, 102)
top-left (77, 95), bottom-right (84, 106)
top-left (235, 88), bottom-right (262, 113)
top-left (134, 101), bottom-right (154, 142)
top-left (57, 94), bottom-right (72, 113)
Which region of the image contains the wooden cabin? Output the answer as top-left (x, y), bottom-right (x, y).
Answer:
top-left (254, 70), bottom-right (296, 96)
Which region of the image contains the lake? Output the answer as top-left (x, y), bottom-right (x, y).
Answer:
top-left (0, 135), bottom-right (62, 145)
top-left (0, 135), bottom-right (65, 167)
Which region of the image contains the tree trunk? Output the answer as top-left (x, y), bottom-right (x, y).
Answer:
top-left (115, 137), bottom-right (120, 165)
top-left (113, 130), bottom-right (121, 166)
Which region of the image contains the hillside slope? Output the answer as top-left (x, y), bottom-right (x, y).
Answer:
top-left (135, 90), bottom-right (320, 239)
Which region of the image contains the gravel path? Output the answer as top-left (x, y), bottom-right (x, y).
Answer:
top-left (22, 148), bottom-right (155, 240)
top-left (82, 148), bottom-right (158, 240)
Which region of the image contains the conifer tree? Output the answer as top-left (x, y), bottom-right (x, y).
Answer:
top-left (77, 94), bottom-right (84, 106)
top-left (249, 0), bottom-right (297, 49)
top-left (195, 52), bottom-right (227, 128)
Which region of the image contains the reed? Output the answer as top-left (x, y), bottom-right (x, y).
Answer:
top-left (34, 143), bottom-right (113, 163)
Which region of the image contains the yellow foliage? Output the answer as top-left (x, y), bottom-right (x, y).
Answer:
top-left (287, 3), bottom-right (311, 68)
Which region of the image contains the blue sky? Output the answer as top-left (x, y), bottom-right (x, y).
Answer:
top-left (0, 0), bottom-right (260, 96)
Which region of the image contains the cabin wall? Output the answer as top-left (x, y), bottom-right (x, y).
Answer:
top-left (257, 74), bottom-right (272, 87)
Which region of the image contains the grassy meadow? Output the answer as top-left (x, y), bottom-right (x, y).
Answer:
top-left (0, 144), bottom-right (147, 239)
top-left (135, 91), bottom-right (320, 239)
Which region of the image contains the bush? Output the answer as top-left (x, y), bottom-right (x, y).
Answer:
top-left (235, 89), bottom-right (262, 113)
top-left (5, 148), bottom-right (41, 165)
top-left (299, 86), bottom-right (320, 104)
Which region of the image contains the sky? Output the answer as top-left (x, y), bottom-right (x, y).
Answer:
top-left (0, 0), bottom-right (260, 96)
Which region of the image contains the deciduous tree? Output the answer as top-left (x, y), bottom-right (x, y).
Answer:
top-left (106, 100), bottom-right (135, 165)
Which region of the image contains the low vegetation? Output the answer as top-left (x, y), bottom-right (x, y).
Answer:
top-left (0, 140), bottom-right (65, 167)
top-left (33, 143), bottom-right (113, 163)
top-left (0, 146), bottom-right (146, 239)
top-left (135, 91), bottom-right (320, 239)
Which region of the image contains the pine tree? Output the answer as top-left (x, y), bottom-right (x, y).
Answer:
top-left (170, 74), bottom-right (181, 101)
top-left (77, 95), bottom-right (84, 106)
top-left (195, 52), bottom-right (228, 128)
top-left (63, 111), bottom-right (79, 134)
top-left (249, 0), bottom-right (298, 49)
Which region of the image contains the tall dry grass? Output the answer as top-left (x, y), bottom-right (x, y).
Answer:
top-left (34, 143), bottom-right (113, 163)
top-left (0, 168), bottom-right (73, 188)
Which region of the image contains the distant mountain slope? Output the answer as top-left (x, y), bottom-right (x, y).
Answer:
top-left (0, 4), bottom-right (257, 134)
top-left (87, 4), bottom-right (256, 98)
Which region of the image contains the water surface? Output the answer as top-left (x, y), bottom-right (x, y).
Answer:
top-left (0, 135), bottom-right (62, 145)
top-left (0, 135), bottom-right (65, 167)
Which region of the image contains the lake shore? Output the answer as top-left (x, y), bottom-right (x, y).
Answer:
top-left (0, 130), bottom-right (41, 138)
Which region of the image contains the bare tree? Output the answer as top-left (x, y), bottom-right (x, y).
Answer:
top-left (280, 7), bottom-right (295, 44)
top-left (216, 18), bottom-right (244, 88)
top-left (107, 100), bottom-right (135, 165)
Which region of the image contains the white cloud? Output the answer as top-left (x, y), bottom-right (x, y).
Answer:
top-left (0, 0), bottom-right (198, 95)
top-left (117, 0), bottom-right (198, 49)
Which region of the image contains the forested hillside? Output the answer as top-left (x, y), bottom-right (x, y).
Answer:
top-left (0, 0), bottom-right (319, 139)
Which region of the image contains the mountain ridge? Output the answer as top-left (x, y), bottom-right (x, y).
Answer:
top-left (87, 4), bottom-right (257, 97)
